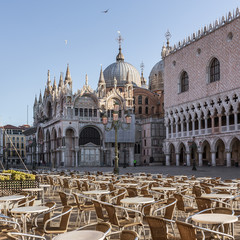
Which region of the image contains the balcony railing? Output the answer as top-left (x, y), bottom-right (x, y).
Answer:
top-left (168, 123), bottom-right (240, 139)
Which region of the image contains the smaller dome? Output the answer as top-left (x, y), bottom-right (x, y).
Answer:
top-left (149, 60), bottom-right (164, 92)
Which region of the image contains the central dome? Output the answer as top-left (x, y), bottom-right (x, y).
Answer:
top-left (103, 48), bottom-right (141, 88)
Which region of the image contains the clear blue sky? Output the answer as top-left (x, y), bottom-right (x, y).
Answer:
top-left (0, 0), bottom-right (239, 126)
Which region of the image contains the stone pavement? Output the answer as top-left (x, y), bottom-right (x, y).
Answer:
top-left (54, 165), bottom-right (240, 180)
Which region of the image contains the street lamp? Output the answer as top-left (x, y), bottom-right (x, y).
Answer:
top-left (102, 103), bottom-right (132, 174)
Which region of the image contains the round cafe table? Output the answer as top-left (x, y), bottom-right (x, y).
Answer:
top-left (11, 205), bottom-right (49, 233)
top-left (192, 213), bottom-right (237, 236)
top-left (53, 230), bottom-right (105, 240)
top-left (0, 195), bottom-right (25, 215)
top-left (82, 190), bottom-right (110, 200)
top-left (201, 194), bottom-right (233, 199)
top-left (121, 197), bottom-right (154, 209)
top-left (22, 188), bottom-right (44, 203)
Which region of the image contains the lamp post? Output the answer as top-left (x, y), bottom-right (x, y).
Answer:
top-left (102, 103), bottom-right (131, 174)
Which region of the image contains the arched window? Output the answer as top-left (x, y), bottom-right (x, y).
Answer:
top-left (138, 96), bottom-right (142, 105)
top-left (79, 127), bottom-right (100, 145)
top-left (139, 106), bottom-right (142, 114)
top-left (145, 107), bottom-right (148, 114)
top-left (180, 71), bottom-right (189, 93)
top-left (145, 97), bottom-right (149, 105)
top-left (209, 58), bottom-right (220, 83)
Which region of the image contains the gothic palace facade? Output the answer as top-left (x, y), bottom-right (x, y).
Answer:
top-left (163, 8), bottom-right (240, 167)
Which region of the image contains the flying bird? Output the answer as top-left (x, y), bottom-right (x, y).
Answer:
top-left (102, 9), bottom-right (109, 13)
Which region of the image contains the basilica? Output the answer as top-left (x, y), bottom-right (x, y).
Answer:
top-left (27, 41), bottom-right (165, 167)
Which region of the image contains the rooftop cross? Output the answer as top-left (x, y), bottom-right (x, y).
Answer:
top-left (116, 31), bottom-right (124, 49)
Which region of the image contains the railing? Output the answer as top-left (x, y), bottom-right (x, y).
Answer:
top-left (168, 124), bottom-right (240, 139)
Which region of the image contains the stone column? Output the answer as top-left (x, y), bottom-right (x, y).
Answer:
top-left (211, 151), bottom-right (216, 166)
top-left (166, 154), bottom-right (170, 166)
top-left (176, 123), bottom-right (179, 136)
top-left (198, 152), bottom-right (203, 167)
top-left (198, 118), bottom-right (201, 134)
top-left (61, 151), bottom-right (65, 166)
top-left (171, 123), bottom-right (173, 138)
top-left (211, 116), bottom-right (215, 134)
top-left (234, 112), bottom-right (238, 130)
top-left (186, 152), bottom-right (191, 166)
top-left (226, 151), bottom-right (231, 167)
top-left (186, 120), bottom-right (189, 137)
top-left (218, 114), bottom-right (222, 133)
top-left (176, 153), bottom-right (180, 166)
top-left (166, 125), bottom-right (169, 139)
top-left (75, 150), bottom-right (78, 167)
top-left (226, 113), bottom-right (229, 131)
top-left (204, 117), bottom-right (208, 134)
top-left (181, 121), bottom-right (184, 137)
top-left (192, 120), bottom-right (195, 136)
top-left (129, 147), bottom-right (134, 166)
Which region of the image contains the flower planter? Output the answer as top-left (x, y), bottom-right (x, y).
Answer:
top-left (0, 180), bottom-right (39, 196)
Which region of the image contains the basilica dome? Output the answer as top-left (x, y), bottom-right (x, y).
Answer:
top-left (149, 60), bottom-right (164, 92)
top-left (103, 48), bottom-right (141, 88)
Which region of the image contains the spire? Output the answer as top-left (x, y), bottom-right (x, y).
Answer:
top-left (85, 74), bottom-right (88, 86)
top-left (140, 61), bottom-right (146, 86)
top-left (64, 64), bottom-right (72, 83)
top-left (53, 77), bottom-right (57, 91)
top-left (98, 65), bottom-right (105, 83)
top-left (116, 31), bottom-right (124, 61)
top-left (58, 72), bottom-right (63, 88)
top-left (39, 90), bottom-right (42, 103)
top-left (34, 95), bottom-right (38, 106)
top-left (165, 29), bottom-right (171, 48)
top-left (47, 70), bottom-right (51, 85)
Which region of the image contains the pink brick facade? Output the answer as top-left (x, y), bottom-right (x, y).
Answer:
top-left (165, 17), bottom-right (240, 109)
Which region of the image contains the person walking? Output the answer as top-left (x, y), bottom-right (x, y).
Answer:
top-left (134, 159), bottom-right (137, 167)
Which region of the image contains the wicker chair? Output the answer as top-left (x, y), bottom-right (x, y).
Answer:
top-left (103, 203), bottom-right (144, 235)
top-left (108, 230), bottom-right (139, 240)
top-left (145, 216), bottom-right (178, 240)
top-left (72, 193), bottom-right (95, 225)
top-left (58, 192), bottom-right (78, 208)
top-left (176, 220), bottom-right (234, 240)
top-left (126, 187), bottom-right (138, 197)
top-left (7, 232), bottom-right (46, 240)
top-left (110, 188), bottom-right (127, 205)
top-left (173, 193), bottom-right (197, 219)
top-left (92, 199), bottom-right (108, 222)
top-left (34, 206), bottom-right (73, 239)
top-left (195, 197), bottom-right (212, 212)
top-left (30, 202), bottom-right (56, 231)
top-left (192, 186), bottom-right (202, 197)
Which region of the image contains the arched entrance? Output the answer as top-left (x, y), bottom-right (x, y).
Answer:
top-left (201, 140), bottom-right (211, 166)
top-left (230, 138), bottom-right (240, 166)
top-left (179, 143), bottom-right (186, 166)
top-left (65, 128), bottom-right (75, 167)
top-left (37, 128), bottom-right (44, 165)
top-left (169, 144), bottom-right (176, 165)
top-left (79, 127), bottom-right (101, 166)
top-left (215, 139), bottom-right (226, 166)
top-left (45, 130), bottom-right (51, 166)
top-left (51, 128), bottom-right (57, 168)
